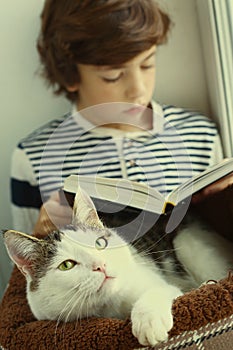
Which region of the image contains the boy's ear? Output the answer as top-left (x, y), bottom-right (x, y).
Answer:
top-left (3, 230), bottom-right (43, 277)
top-left (72, 187), bottom-right (104, 229)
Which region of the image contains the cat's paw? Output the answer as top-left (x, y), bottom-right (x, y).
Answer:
top-left (131, 304), bottom-right (172, 346)
top-left (131, 287), bottom-right (180, 346)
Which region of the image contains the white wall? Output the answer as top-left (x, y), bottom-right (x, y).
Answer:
top-left (0, 0), bottom-right (71, 297)
top-left (155, 0), bottom-right (210, 115)
top-left (0, 0), bottom-right (209, 297)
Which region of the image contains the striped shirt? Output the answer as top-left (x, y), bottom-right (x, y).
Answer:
top-left (11, 102), bottom-right (223, 233)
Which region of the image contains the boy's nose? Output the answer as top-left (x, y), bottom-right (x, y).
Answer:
top-left (126, 72), bottom-right (145, 101)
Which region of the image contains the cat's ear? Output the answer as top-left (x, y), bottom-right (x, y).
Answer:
top-left (72, 187), bottom-right (104, 229)
top-left (3, 230), bottom-right (43, 277)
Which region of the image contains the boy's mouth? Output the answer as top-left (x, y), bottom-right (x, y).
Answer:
top-left (123, 105), bottom-right (146, 116)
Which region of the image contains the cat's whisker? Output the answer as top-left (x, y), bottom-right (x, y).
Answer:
top-left (139, 249), bottom-right (180, 261)
top-left (137, 240), bottom-right (181, 255)
top-left (55, 283), bottom-right (82, 310)
top-left (131, 238), bottom-right (168, 256)
top-left (132, 230), bottom-right (172, 249)
top-left (55, 283), bottom-right (93, 346)
top-left (61, 285), bottom-right (89, 321)
top-left (134, 247), bottom-right (176, 259)
top-left (83, 290), bottom-right (93, 320)
top-left (54, 279), bottom-right (90, 339)
top-left (158, 267), bottom-right (185, 274)
top-left (55, 299), bottom-right (75, 343)
top-left (137, 249), bottom-right (175, 257)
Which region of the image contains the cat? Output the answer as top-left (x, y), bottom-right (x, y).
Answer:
top-left (3, 188), bottom-right (233, 347)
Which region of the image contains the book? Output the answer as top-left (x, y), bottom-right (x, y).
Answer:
top-left (61, 158), bottom-right (233, 240)
top-left (62, 158), bottom-right (233, 215)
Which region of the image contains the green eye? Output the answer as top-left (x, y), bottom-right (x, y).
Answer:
top-left (58, 260), bottom-right (76, 271)
top-left (95, 236), bottom-right (108, 250)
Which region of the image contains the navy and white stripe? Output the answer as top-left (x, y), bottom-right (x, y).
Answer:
top-left (11, 103), bottom-right (223, 232)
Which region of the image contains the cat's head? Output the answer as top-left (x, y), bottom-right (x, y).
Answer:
top-left (3, 188), bottom-right (133, 321)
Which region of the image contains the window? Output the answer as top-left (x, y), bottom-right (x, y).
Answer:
top-left (197, 0), bottom-right (233, 157)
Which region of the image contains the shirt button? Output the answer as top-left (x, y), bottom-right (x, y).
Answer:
top-left (129, 159), bottom-right (136, 166)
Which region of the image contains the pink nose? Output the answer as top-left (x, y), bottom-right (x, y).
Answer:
top-left (92, 264), bottom-right (106, 273)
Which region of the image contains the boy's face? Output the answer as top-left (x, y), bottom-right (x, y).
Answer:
top-left (69, 46), bottom-right (156, 113)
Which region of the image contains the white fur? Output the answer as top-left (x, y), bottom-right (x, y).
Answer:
top-left (174, 220), bottom-right (233, 284)
top-left (27, 227), bottom-right (181, 346)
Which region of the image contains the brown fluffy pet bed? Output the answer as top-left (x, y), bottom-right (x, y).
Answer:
top-left (0, 267), bottom-right (233, 350)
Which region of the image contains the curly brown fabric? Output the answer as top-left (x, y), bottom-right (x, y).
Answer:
top-left (0, 267), bottom-right (233, 350)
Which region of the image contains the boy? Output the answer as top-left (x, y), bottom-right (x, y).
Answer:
top-left (11, 0), bottom-right (224, 237)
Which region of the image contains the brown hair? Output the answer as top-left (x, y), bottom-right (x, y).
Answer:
top-left (37, 0), bottom-right (171, 102)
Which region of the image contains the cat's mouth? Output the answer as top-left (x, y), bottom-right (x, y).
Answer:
top-left (97, 276), bottom-right (115, 292)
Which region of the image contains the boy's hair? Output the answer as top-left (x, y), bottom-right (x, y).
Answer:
top-left (37, 0), bottom-right (171, 102)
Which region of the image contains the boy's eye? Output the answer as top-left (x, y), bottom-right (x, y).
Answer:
top-left (58, 260), bottom-right (77, 271)
top-left (141, 56), bottom-right (156, 70)
top-left (102, 75), bottom-right (121, 83)
top-left (141, 65), bottom-right (154, 69)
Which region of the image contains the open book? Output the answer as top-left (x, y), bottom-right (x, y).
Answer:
top-left (62, 158), bottom-right (233, 216)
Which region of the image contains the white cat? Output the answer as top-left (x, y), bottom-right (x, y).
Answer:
top-left (3, 188), bottom-right (233, 347)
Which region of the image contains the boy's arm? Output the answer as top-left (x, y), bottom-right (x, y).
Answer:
top-left (192, 131), bottom-right (231, 202)
top-left (33, 192), bottom-right (72, 238)
top-left (11, 147), bottom-right (72, 237)
top-left (192, 171), bottom-right (233, 203)
top-left (11, 147), bottom-right (41, 233)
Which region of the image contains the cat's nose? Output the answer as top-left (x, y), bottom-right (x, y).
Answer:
top-left (92, 264), bottom-right (106, 273)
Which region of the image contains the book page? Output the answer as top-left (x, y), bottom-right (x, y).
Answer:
top-left (63, 175), bottom-right (166, 214)
top-left (168, 158), bottom-right (233, 205)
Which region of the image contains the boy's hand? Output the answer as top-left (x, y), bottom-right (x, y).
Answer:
top-left (192, 172), bottom-right (233, 203)
top-left (33, 191), bottom-right (73, 238)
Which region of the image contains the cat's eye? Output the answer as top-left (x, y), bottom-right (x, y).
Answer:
top-left (58, 260), bottom-right (77, 271)
top-left (95, 236), bottom-right (108, 250)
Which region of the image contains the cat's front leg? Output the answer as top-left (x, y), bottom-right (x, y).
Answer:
top-left (131, 285), bottom-right (181, 346)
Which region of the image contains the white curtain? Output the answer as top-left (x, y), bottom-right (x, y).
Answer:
top-left (197, 0), bottom-right (233, 157)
